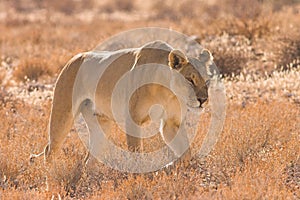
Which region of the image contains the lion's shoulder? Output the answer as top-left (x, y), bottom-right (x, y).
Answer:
top-left (134, 40), bottom-right (173, 66)
top-left (140, 40), bottom-right (173, 51)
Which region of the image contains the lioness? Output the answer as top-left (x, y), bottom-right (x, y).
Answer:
top-left (33, 40), bottom-right (212, 165)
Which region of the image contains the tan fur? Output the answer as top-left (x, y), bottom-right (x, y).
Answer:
top-left (35, 41), bottom-right (212, 164)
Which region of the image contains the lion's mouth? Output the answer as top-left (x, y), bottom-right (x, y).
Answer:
top-left (187, 98), bottom-right (208, 109)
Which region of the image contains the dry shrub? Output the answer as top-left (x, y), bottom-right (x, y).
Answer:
top-left (0, 189), bottom-right (49, 200)
top-left (46, 152), bottom-right (88, 197)
top-left (0, 87), bottom-right (12, 107)
top-left (150, 0), bottom-right (222, 22)
top-left (213, 49), bottom-right (247, 75)
top-left (150, 1), bottom-right (180, 21)
top-left (207, 0), bottom-right (272, 41)
top-left (45, 0), bottom-right (95, 15)
top-left (101, 0), bottom-right (135, 13)
top-left (8, 0), bottom-right (40, 12)
top-left (176, 0), bottom-right (213, 19)
top-left (0, 99), bottom-right (50, 191)
top-left (225, 0), bottom-right (264, 20)
top-left (199, 100), bottom-right (300, 199)
top-left (211, 100), bottom-right (299, 171)
top-left (7, 0), bottom-right (82, 14)
top-left (0, 71), bottom-right (4, 85)
top-left (277, 37), bottom-right (300, 69)
top-left (270, 0), bottom-right (300, 11)
top-left (285, 158), bottom-right (300, 198)
top-left (225, 17), bottom-right (271, 41)
top-left (0, 96), bottom-right (89, 198)
top-left (8, 0), bottom-right (95, 15)
top-left (45, 0), bottom-right (77, 15)
top-left (198, 158), bottom-right (296, 199)
top-left (97, 165), bottom-right (202, 199)
top-left (201, 34), bottom-right (252, 75)
top-left (14, 57), bottom-right (54, 82)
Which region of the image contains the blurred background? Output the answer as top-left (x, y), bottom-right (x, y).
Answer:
top-left (1, 0), bottom-right (300, 80)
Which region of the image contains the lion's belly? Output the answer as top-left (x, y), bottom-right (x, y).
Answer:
top-left (95, 82), bottom-right (181, 125)
top-left (94, 69), bottom-right (180, 125)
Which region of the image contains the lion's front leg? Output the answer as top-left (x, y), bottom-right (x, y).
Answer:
top-left (126, 134), bottom-right (142, 152)
top-left (125, 117), bottom-right (143, 152)
top-left (160, 118), bottom-right (191, 165)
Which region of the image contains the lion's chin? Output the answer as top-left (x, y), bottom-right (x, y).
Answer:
top-left (187, 99), bottom-right (209, 111)
top-left (187, 100), bottom-right (201, 109)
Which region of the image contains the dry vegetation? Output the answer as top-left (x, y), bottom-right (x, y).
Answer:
top-left (0, 0), bottom-right (300, 199)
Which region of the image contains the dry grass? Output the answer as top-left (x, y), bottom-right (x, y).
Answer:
top-left (101, 0), bottom-right (135, 13)
top-left (14, 57), bottom-right (54, 82)
top-left (0, 93), bottom-right (298, 199)
top-left (0, 0), bottom-right (300, 199)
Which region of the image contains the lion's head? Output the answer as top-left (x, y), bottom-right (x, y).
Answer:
top-left (132, 40), bottom-right (212, 109)
top-left (168, 48), bottom-right (212, 108)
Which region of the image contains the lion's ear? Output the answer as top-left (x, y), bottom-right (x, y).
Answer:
top-left (198, 49), bottom-right (213, 64)
top-left (168, 49), bottom-right (188, 70)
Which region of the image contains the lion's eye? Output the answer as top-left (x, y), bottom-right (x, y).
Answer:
top-left (189, 73), bottom-right (198, 86)
top-left (189, 78), bottom-right (195, 86)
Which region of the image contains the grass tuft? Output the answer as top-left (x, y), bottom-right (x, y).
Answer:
top-left (14, 58), bottom-right (54, 82)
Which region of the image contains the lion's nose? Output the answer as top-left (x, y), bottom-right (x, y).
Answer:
top-left (198, 97), bottom-right (207, 105)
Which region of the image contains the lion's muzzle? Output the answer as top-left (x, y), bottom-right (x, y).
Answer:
top-left (198, 97), bottom-right (208, 108)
